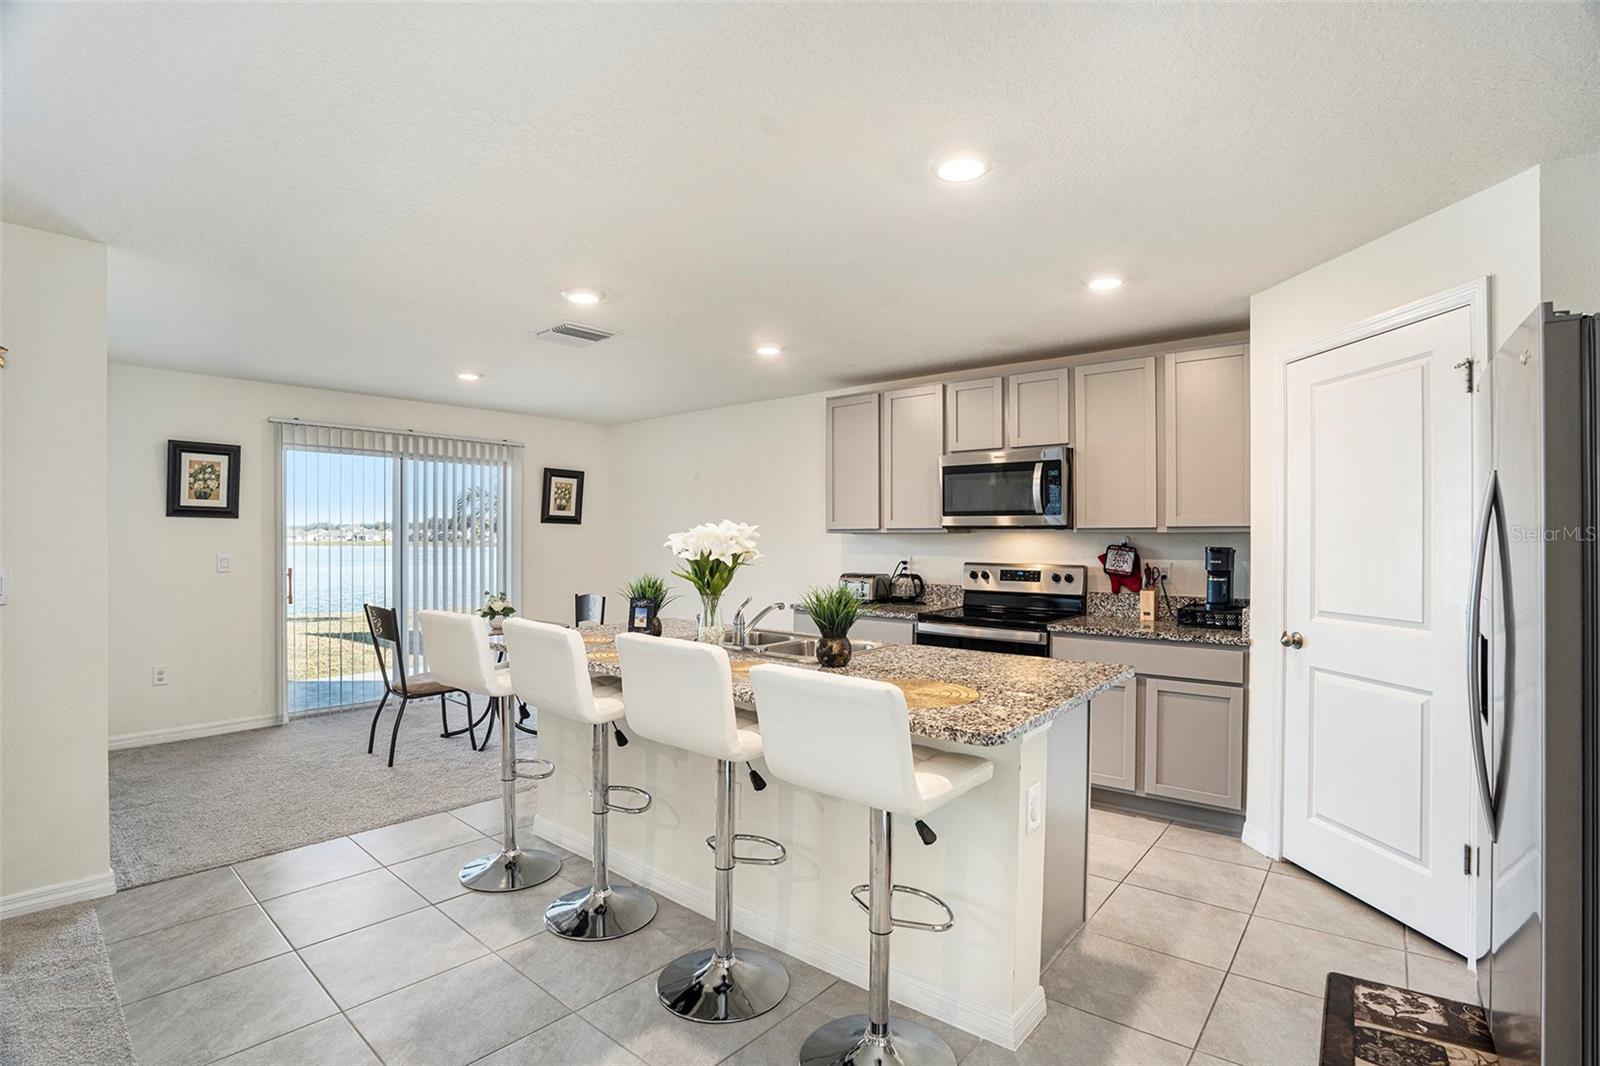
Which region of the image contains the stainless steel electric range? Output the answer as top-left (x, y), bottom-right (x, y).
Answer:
top-left (914, 562), bottom-right (1086, 657)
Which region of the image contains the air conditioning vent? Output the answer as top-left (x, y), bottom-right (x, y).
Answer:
top-left (533, 321), bottom-right (618, 347)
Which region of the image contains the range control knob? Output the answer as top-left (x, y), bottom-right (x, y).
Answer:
top-left (968, 569), bottom-right (978, 580)
top-left (1051, 572), bottom-right (1063, 583)
top-left (980, 570), bottom-right (991, 581)
top-left (1063, 572), bottom-right (1075, 584)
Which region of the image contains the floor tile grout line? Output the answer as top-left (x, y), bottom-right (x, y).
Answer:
top-left (1187, 847), bottom-right (1274, 1055)
top-left (1242, 909), bottom-right (1407, 953)
top-left (99, 896), bottom-right (264, 949)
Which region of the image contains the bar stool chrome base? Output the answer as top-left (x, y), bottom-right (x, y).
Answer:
top-left (459, 846), bottom-right (562, 892)
top-left (545, 884), bottom-right (657, 940)
top-left (798, 1015), bottom-right (956, 1066)
top-left (656, 946), bottom-right (790, 1023)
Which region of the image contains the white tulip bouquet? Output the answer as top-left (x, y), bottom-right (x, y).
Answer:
top-left (664, 520), bottom-right (763, 642)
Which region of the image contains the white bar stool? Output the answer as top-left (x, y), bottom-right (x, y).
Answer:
top-left (500, 618), bottom-right (658, 940)
top-left (614, 633), bottom-right (790, 1023)
top-left (419, 610), bottom-right (562, 893)
top-left (749, 664), bottom-right (995, 1066)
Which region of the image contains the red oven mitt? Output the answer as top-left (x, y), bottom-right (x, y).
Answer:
top-left (1099, 544), bottom-right (1143, 594)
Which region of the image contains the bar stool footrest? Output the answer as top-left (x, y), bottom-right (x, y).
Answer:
top-left (513, 757), bottom-right (556, 781)
top-left (848, 883), bottom-right (955, 932)
top-left (602, 784), bottom-right (652, 814)
top-left (704, 833), bottom-right (787, 866)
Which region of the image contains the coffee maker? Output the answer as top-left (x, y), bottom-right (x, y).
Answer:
top-left (1178, 546), bottom-right (1244, 630)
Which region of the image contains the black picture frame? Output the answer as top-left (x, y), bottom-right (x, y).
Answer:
top-left (540, 467), bottom-right (585, 524)
top-left (627, 597), bottom-right (658, 634)
top-left (166, 439), bottom-right (242, 518)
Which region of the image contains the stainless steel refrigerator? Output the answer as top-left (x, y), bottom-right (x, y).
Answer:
top-left (1471, 303), bottom-right (1598, 1065)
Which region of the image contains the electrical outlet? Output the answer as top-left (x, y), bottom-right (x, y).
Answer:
top-left (152, 665), bottom-right (169, 686)
top-left (1026, 782), bottom-right (1043, 832)
top-left (1148, 563), bottom-right (1172, 582)
top-left (216, 553), bottom-right (232, 574)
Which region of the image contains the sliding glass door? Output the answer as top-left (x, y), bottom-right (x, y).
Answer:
top-left (276, 421), bottom-right (521, 719)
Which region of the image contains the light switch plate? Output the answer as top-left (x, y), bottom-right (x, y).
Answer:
top-left (152, 665), bottom-right (169, 686)
top-left (216, 554), bottom-right (232, 574)
top-left (1025, 782), bottom-right (1043, 832)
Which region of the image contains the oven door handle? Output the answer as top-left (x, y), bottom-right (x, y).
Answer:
top-left (916, 622), bottom-right (1048, 645)
top-left (1031, 462), bottom-right (1044, 515)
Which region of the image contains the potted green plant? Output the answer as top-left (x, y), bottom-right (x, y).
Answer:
top-left (619, 574), bottom-right (676, 636)
top-left (798, 584), bottom-right (863, 667)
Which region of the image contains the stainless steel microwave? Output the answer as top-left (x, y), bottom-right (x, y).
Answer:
top-left (940, 445), bottom-right (1071, 528)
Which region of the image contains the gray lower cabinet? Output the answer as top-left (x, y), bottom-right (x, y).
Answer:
top-left (1055, 634), bottom-right (1247, 811)
top-left (1142, 677), bottom-right (1245, 810)
top-left (1088, 680), bottom-right (1138, 792)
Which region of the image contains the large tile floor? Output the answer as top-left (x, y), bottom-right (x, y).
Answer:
top-left (93, 802), bottom-right (1479, 1066)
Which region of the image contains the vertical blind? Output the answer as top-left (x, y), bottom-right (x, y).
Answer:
top-left (275, 419), bottom-right (523, 718)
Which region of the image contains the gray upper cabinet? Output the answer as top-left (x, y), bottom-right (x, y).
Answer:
top-left (1164, 345), bottom-right (1250, 528)
top-left (1072, 356), bottom-right (1159, 528)
top-left (825, 392), bottom-right (881, 531)
top-left (881, 384), bottom-right (944, 530)
top-left (1005, 367), bottom-right (1072, 447)
top-left (944, 376), bottom-right (1004, 452)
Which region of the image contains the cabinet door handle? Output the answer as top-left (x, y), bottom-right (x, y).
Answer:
top-left (1279, 630), bottom-right (1303, 649)
top-left (287, 567), bottom-right (294, 605)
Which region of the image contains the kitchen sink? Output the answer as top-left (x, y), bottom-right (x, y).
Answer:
top-left (722, 630), bottom-right (797, 649)
top-left (752, 637), bottom-right (882, 662)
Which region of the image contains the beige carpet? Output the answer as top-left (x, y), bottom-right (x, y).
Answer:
top-left (109, 702), bottom-right (534, 889)
top-left (0, 904), bottom-right (135, 1066)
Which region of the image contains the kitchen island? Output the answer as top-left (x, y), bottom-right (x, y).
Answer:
top-left (530, 619), bottom-right (1132, 1049)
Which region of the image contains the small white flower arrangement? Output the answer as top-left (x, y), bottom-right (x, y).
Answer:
top-left (664, 520), bottom-right (763, 642)
top-left (479, 591), bottom-right (516, 621)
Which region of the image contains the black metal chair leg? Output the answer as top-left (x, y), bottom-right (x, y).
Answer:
top-left (438, 694), bottom-right (449, 737)
top-left (439, 692), bottom-right (484, 740)
top-left (477, 702), bottom-right (496, 750)
top-left (387, 697), bottom-right (409, 767)
top-left (465, 694), bottom-right (478, 750)
top-left (368, 691), bottom-right (391, 755)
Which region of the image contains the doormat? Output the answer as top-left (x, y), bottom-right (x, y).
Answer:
top-left (1320, 972), bottom-right (1497, 1065)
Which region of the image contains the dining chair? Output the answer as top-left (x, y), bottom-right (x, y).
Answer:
top-left (575, 593), bottom-right (606, 627)
top-left (363, 604), bottom-right (486, 766)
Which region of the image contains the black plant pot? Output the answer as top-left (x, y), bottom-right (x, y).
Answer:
top-left (816, 635), bottom-right (852, 668)
top-left (648, 615), bottom-right (663, 637)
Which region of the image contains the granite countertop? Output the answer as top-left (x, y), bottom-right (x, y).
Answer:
top-left (577, 619), bottom-right (1133, 747)
top-left (792, 582), bottom-right (961, 621)
top-left (1048, 606), bottom-right (1252, 647)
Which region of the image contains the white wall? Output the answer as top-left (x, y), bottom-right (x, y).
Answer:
top-left (609, 388), bottom-right (1248, 625)
top-left (1540, 150), bottom-right (1600, 313)
top-left (107, 365), bottom-right (615, 745)
top-left (0, 223), bottom-right (114, 913)
top-left (1245, 166), bottom-right (1543, 854)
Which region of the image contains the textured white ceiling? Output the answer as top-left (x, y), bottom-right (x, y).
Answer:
top-left (5, 3), bottom-right (1597, 423)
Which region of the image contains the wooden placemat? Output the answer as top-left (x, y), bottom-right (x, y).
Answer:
top-left (883, 677), bottom-right (981, 710)
top-left (581, 632), bottom-right (613, 645)
top-left (587, 649), bottom-right (620, 663)
top-left (586, 650), bottom-right (761, 677)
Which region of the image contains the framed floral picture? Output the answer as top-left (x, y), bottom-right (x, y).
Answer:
top-left (540, 467), bottom-right (584, 524)
top-left (166, 439), bottom-right (242, 518)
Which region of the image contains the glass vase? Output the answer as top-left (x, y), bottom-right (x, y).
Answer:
top-left (697, 592), bottom-right (724, 644)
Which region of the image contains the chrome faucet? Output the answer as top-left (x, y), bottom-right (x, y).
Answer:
top-left (730, 600), bottom-right (785, 646)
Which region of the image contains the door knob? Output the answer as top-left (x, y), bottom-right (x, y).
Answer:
top-left (1280, 630), bottom-right (1304, 649)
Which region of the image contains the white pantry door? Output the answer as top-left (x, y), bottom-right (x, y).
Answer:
top-left (1282, 307), bottom-right (1475, 953)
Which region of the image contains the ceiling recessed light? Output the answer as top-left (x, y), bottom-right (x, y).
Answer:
top-left (755, 344), bottom-right (783, 358)
top-left (1087, 276), bottom-right (1124, 292)
top-left (933, 155), bottom-right (990, 183)
top-left (456, 371), bottom-right (482, 382)
top-left (561, 288), bottom-right (604, 305)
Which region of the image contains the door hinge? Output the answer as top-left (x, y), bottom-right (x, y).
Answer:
top-left (1463, 843), bottom-right (1475, 875)
top-left (1453, 357), bottom-right (1475, 393)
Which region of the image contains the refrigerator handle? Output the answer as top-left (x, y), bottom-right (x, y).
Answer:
top-left (1468, 470), bottom-right (1503, 841)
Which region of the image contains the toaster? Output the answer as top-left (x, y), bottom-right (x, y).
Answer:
top-left (839, 572), bottom-right (891, 602)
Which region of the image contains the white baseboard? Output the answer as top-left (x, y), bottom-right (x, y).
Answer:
top-left (1241, 821), bottom-right (1276, 861)
top-left (533, 815), bottom-right (1045, 1050)
top-left (109, 714), bottom-right (279, 750)
top-left (0, 868), bottom-right (117, 920)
